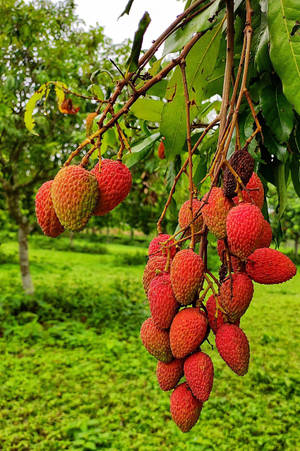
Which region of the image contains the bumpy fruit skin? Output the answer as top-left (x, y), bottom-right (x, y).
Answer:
top-left (140, 317), bottom-right (173, 363)
top-left (206, 295), bottom-right (240, 334)
top-left (217, 240), bottom-right (242, 273)
top-left (91, 159), bottom-right (132, 216)
top-left (156, 358), bottom-right (184, 391)
top-left (184, 352), bottom-right (214, 402)
top-left (219, 273), bottom-right (254, 322)
top-left (255, 219), bottom-right (272, 249)
top-left (170, 249), bottom-right (204, 305)
top-left (234, 173), bottom-right (264, 209)
top-left (246, 248), bottom-right (297, 284)
top-left (143, 256), bottom-right (167, 294)
top-left (223, 150), bottom-right (254, 198)
top-left (226, 203), bottom-right (264, 259)
top-left (170, 383), bottom-right (203, 432)
top-left (51, 166), bottom-right (98, 232)
top-left (35, 181), bottom-right (64, 237)
top-left (216, 324), bottom-right (250, 376)
top-left (170, 308), bottom-right (208, 358)
top-left (202, 187), bottom-right (233, 239)
top-left (178, 199), bottom-right (203, 238)
top-left (148, 234), bottom-right (176, 259)
top-left (148, 273), bottom-right (179, 329)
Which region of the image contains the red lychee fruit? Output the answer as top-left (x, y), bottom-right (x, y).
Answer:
top-left (216, 324), bottom-right (250, 376)
top-left (234, 172), bottom-right (264, 209)
top-left (156, 358), bottom-right (184, 391)
top-left (91, 159), bottom-right (132, 216)
top-left (158, 140), bottom-right (165, 159)
top-left (178, 198), bottom-right (203, 239)
top-left (143, 256), bottom-right (167, 294)
top-left (184, 351), bottom-right (214, 402)
top-left (202, 187), bottom-right (233, 239)
top-left (206, 295), bottom-right (240, 334)
top-left (223, 150), bottom-right (255, 198)
top-left (170, 249), bottom-right (204, 305)
top-left (170, 308), bottom-right (208, 358)
top-left (35, 180), bottom-right (64, 237)
top-left (140, 317), bottom-right (173, 363)
top-left (148, 273), bottom-right (179, 329)
top-left (255, 219), bottom-right (272, 249)
top-left (170, 383), bottom-right (203, 432)
top-left (226, 203), bottom-right (264, 259)
top-left (217, 240), bottom-right (242, 272)
top-left (246, 248), bottom-right (297, 284)
top-left (148, 234), bottom-right (176, 259)
top-left (219, 273), bottom-right (254, 323)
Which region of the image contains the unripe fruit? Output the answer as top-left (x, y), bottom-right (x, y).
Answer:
top-left (148, 234), bottom-right (176, 259)
top-left (216, 324), bottom-right (250, 376)
top-left (140, 317), bottom-right (173, 363)
top-left (156, 359), bottom-right (184, 391)
top-left (219, 273), bottom-right (254, 322)
top-left (234, 172), bottom-right (264, 209)
top-left (202, 187), bottom-right (233, 239)
top-left (148, 273), bottom-right (179, 329)
top-left (91, 159), bottom-right (132, 216)
top-left (170, 249), bottom-right (204, 305)
top-left (158, 140), bottom-right (165, 159)
top-left (170, 308), bottom-right (208, 358)
top-left (255, 219), bottom-right (272, 249)
top-left (184, 352), bottom-right (214, 402)
top-left (170, 383), bottom-right (202, 432)
top-left (223, 150), bottom-right (254, 198)
top-left (246, 248), bottom-right (297, 284)
top-left (178, 198), bottom-right (203, 238)
top-left (143, 256), bottom-right (167, 294)
top-left (35, 181), bottom-right (64, 237)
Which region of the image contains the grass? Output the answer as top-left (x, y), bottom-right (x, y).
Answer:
top-left (0, 237), bottom-right (299, 450)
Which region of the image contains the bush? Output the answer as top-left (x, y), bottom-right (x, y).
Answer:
top-left (30, 235), bottom-right (109, 255)
top-left (116, 252), bottom-right (147, 266)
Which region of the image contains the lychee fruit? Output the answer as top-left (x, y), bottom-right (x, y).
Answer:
top-left (170, 383), bottom-right (203, 432)
top-left (143, 256), bottom-right (167, 294)
top-left (148, 234), bottom-right (177, 259)
top-left (206, 295), bottom-right (240, 334)
top-left (219, 273), bottom-right (254, 322)
top-left (178, 198), bottom-right (203, 238)
top-left (202, 187), bottom-right (233, 239)
top-left (184, 352), bottom-right (214, 402)
top-left (158, 140), bottom-right (165, 159)
top-left (223, 150), bottom-right (254, 198)
top-left (140, 317), bottom-right (173, 363)
top-left (234, 172), bottom-right (264, 209)
top-left (216, 324), bottom-right (250, 376)
top-left (170, 249), bottom-right (204, 305)
top-left (226, 203), bottom-right (264, 259)
top-left (255, 219), bottom-right (272, 249)
top-left (35, 181), bottom-right (64, 237)
top-left (156, 359), bottom-right (184, 391)
top-left (91, 159), bottom-right (132, 216)
top-left (148, 273), bottom-right (179, 329)
top-left (246, 248), bottom-right (297, 284)
top-left (170, 308), bottom-right (208, 358)
top-left (51, 165), bottom-right (98, 231)
top-left (217, 240), bottom-right (242, 272)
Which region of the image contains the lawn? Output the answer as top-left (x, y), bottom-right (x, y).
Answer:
top-left (0, 237), bottom-right (299, 450)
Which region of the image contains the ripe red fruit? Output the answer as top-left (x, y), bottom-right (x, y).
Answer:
top-left (184, 352), bottom-right (214, 402)
top-left (156, 359), bottom-right (184, 391)
top-left (246, 248), bottom-right (297, 284)
top-left (148, 234), bottom-right (177, 259)
top-left (223, 150), bottom-right (254, 198)
top-left (170, 308), bottom-right (208, 358)
top-left (216, 324), bottom-right (250, 376)
top-left (35, 181), bottom-right (64, 238)
top-left (219, 273), bottom-right (254, 322)
top-left (202, 187), bottom-right (233, 239)
top-left (170, 383), bottom-right (203, 432)
top-left (178, 198), bottom-right (203, 238)
top-left (158, 140), bottom-right (165, 159)
top-left (234, 172), bottom-right (264, 209)
top-left (226, 203), bottom-right (264, 259)
top-left (148, 273), bottom-right (179, 329)
top-left (140, 317), bottom-right (173, 363)
top-left (170, 249), bottom-right (204, 305)
top-left (91, 159), bottom-right (132, 216)
top-left (217, 240), bottom-right (242, 273)
top-left (143, 256), bottom-right (167, 294)
top-left (255, 219), bottom-right (272, 249)
top-left (206, 295), bottom-right (240, 334)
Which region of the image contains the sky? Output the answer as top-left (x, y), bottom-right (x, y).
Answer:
top-left (75, 0), bottom-right (183, 49)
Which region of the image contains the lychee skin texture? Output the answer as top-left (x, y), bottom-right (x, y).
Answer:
top-left (148, 273), bottom-right (179, 329)
top-left (170, 383), bottom-right (203, 432)
top-left (35, 181), bottom-right (64, 238)
top-left (219, 273), bottom-right (254, 323)
top-left (91, 159), bottom-right (132, 216)
top-left (206, 295), bottom-right (240, 334)
top-left (234, 172), bottom-right (264, 209)
top-left (148, 234), bottom-right (176, 259)
top-left (216, 324), bottom-right (250, 376)
top-left (140, 317), bottom-right (173, 363)
top-left (170, 249), bottom-right (204, 305)
top-left (246, 248), bottom-right (297, 284)
top-left (226, 203), bottom-right (264, 260)
top-left (170, 308), bottom-right (208, 359)
top-left (255, 219), bottom-right (272, 249)
top-left (156, 359), bottom-right (184, 391)
top-left (223, 150), bottom-right (254, 198)
top-left (184, 352), bottom-right (214, 402)
top-left (143, 256), bottom-right (167, 294)
top-left (202, 187), bottom-right (233, 239)
top-left (51, 166), bottom-right (98, 232)
top-left (178, 198), bottom-right (203, 237)
top-left (217, 240), bottom-right (242, 273)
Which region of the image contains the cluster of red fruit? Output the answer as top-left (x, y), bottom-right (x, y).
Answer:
top-left (140, 151), bottom-right (297, 432)
top-left (35, 159), bottom-right (132, 235)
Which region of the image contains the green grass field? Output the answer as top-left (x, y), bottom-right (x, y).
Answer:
top-left (0, 237), bottom-right (299, 450)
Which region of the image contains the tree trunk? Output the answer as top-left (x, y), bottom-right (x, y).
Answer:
top-left (18, 224), bottom-right (34, 295)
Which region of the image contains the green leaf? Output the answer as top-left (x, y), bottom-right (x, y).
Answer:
top-left (268, 0), bottom-right (300, 114)
top-left (54, 81), bottom-right (67, 106)
top-left (162, 0), bottom-right (221, 56)
top-left (130, 98), bottom-right (164, 122)
top-left (291, 152), bottom-right (300, 197)
top-left (24, 84), bottom-right (47, 135)
top-left (89, 84), bottom-right (104, 100)
top-left (119, 0), bottom-right (135, 18)
top-left (123, 132), bottom-right (160, 168)
top-left (275, 162), bottom-right (288, 219)
top-left (126, 12), bottom-right (151, 73)
top-left (146, 79), bottom-right (168, 98)
top-left (193, 157), bottom-right (207, 186)
top-left (263, 127), bottom-right (288, 162)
